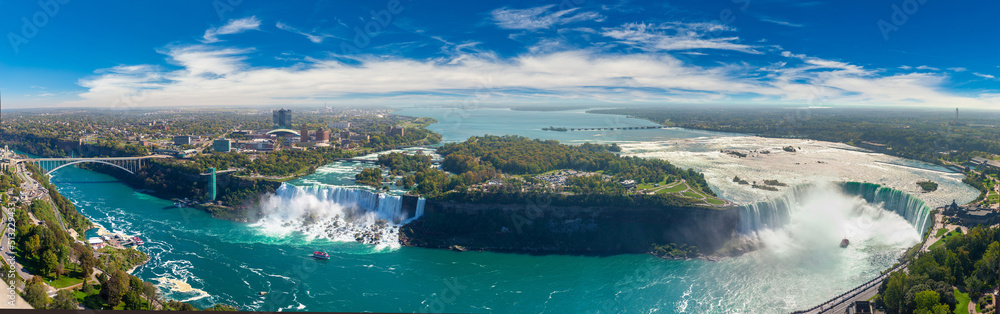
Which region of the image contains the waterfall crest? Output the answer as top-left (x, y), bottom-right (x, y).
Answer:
top-left (253, 183), bottom-right (425, 249)
top-left (738, 182), bottom-right (932, 236)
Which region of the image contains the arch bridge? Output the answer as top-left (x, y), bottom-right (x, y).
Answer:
top-left (14, 155), bottom-right (170, 176)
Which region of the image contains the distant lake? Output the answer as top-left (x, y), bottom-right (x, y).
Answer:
top-left (394, 107), bottom-right (742, 144)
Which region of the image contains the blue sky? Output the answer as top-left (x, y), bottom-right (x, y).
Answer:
top-left (1, 0), bottom-right (998, 109)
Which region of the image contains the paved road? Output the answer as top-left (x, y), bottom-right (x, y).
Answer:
top-left (0, 272), bottom-right (31, 310)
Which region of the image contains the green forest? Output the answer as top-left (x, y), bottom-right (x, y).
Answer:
top-left (376, 135), bottom-right (715, 207)
top-left (877, 226), bottom-right (999, 314)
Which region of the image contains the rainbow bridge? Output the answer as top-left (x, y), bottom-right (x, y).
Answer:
top-left (13, 155), bottom-right (171, 175)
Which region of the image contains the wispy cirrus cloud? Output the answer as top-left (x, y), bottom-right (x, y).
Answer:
top-left (973, 72), bottom-right (996, 79)
top-left (602, 22), bottom-right (761, 54)
top-left (759, 17), bottom-right (803, 28)
top-left (202, 16), bottom-right (261, 43)
top-left (491, 5), bottom-right (604, 30)
top-left (276, 22), bottom-right (336, 43)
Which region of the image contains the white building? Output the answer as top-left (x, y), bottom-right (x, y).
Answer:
top-left (328, 122), bottom-right (351, 129)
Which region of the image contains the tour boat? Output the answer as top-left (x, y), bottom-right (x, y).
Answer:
top-left (840, 238), bottom-right (850, 248)
top-left (132, 236), bottom-right (144, 246)
top-left (312, 251), bottom-right (330, 260)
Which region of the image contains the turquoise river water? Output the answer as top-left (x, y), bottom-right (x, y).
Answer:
top-left (37, 108), bottom-right (978, 313)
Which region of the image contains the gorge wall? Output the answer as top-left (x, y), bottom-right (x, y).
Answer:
top-left (400, 199), bottom-right (739, 255)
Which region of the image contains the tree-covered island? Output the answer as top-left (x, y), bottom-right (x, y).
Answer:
top-left (344, 135), bottom-right (736, 258)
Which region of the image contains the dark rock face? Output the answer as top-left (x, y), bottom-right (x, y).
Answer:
top-left (400, 199), bottom-right (739, 255)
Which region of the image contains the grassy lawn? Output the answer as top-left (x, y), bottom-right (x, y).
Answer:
top-left (930, 230), bottom-right (962, 250)
top-left (46, 275), bottom-right (83, 289)
top-left (954, 288), bottom-right (970, 314)
top-left (936, 228), bottom-right (949, 238)
top-left (660, 183), bottom-right (689, 193)
top-left (637, 179), bottom-right (672, 190)
top-left (681, 191), bottom-right (704, 199)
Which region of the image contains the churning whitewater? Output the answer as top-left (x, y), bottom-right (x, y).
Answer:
top-left (695, 181), bottom-right (924, 311)
top-left (252, 184), bottom-right (425, 249)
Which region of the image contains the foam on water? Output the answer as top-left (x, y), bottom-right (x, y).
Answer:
top-left (252, 184), bottom-right (425, 250)
top-left (679, 182), bottom-right (923, 311)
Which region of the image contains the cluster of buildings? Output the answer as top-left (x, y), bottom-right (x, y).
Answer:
top-left (118, 108), bottom-right (411, 158)
top-left (535, 170), bottom-right (612, 187)
top-left (87, 233), bottom-right (143, 250)
top-left (942, 200), bottom-right (999, 226)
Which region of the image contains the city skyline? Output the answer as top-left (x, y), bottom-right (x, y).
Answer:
top-left (1, 0), bottom-right (998, 109)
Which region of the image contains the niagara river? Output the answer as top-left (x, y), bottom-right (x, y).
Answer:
top-left (38, 108), bottom-right (980, 312)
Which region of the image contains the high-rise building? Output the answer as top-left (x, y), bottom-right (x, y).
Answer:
top-left (316, 128), bottom-right (330, 143)
top-left (386, 126), bottom-right (405, 136)
top-left (273, 109), bottom-right (293, 128)
top-left (213, 139), bottom-right (232, 152)
top-left (173, 135), bottom-right (192, 145)
top-left (300, 124), bottom-right (310, 142)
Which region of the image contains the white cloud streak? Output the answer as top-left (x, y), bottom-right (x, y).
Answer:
top-left (202, 16), bottom-right (261, 43)
top-left (492, 5), bottom-right (604, 30)
top-left (602, 22), bottom-right (761, 54)
top-left (60, 14), bottom-right (998, 110)
top-left (275, 22), bottom-right (336, 43)
top-left (64, 45), bottom-right (999, 109)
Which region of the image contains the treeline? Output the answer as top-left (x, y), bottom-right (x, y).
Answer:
top-left (355, 168), bottom-right (384, 188)
top-left (232, 148), bottom-right (356, 177)
top-left (435, 135), bottom-right (714, 194)
top-left (364, 126), bottom-right (441, 151)
top-left (877, 226), bottom-right (999, 314)
top-left (2, 131), bottom-right (149, 158)
top-left (377, 152), bottom-right (432, 174)
top-left (1, 132), bottom-right (69, 157)
top-left (12, 184), bottom-right (235, 311)
top-left (591, 107), bottom-right (1000, 163)
top-left (1, 168), bottom-right (23, 202)
top-left (24, 163), bottom-right (91, 237)
top-left (15, 206), bottom-right (81, 281)
top-left (437, 189), bottom-right (700, 208)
